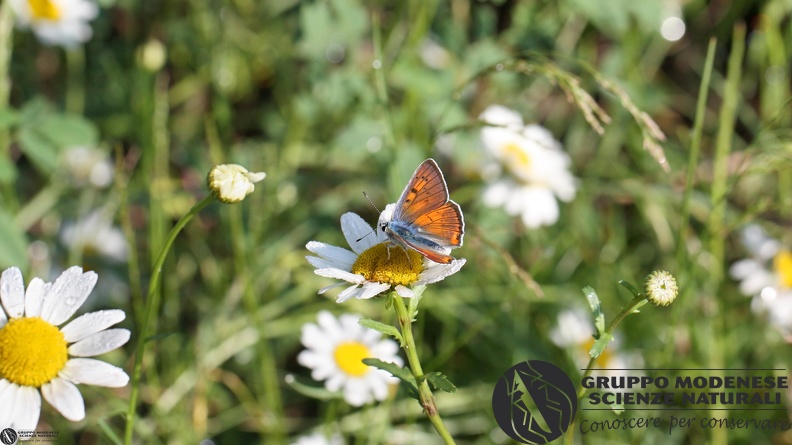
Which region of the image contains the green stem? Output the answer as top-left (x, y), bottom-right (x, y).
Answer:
top-left (391, 294), bottom-right (456, 445)
top-left (65, 47), bottom-right (85, 115)
top-left (123, 195), bottom-right (215, 445)
top-left (0, 0), bottom-right (17, 210)
top-left (564, 295), bottom-right (647, 445)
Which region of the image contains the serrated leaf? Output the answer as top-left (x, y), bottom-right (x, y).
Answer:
top-left (589, 332), bottom-right (613, 358)
top-left (0, 209), bottom-right (28, 269)
top-left (583, 286), bottom-right (605, 337)
top-left (407, 285), bottom-right (425, 321)
top-left (618, 280), bottom-right (643, 299)
top-left (363, 358), bottom-right (418, 395)
top-left (425, 372), bottom-right (457, 393)
top-left (0, 108), bottom-right (18, 130)
top-left (358, 318), bottom-right (403, 345)
top-left (285, 374), bottom-right (343, 401)
top-left (18, 127), bottom-right (59, 173)
top-left (38, 114), bottom-right (99, 147)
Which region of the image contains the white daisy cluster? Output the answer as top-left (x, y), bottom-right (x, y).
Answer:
top-left (479, 105), bottom-right (577, 228)
top-left (306, 208), bottom-right (465, 302)
top-left (10, 0), bottom-right (98, 47)
top-left (730, 224), bottom-right (792, 336)
top-left (297, 311), bottom-right (402, 407)
top-left (0, 266), bottom-right (129, 430)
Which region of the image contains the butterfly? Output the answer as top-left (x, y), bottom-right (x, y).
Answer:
top-left (379, 159), bottom-right (464, 264)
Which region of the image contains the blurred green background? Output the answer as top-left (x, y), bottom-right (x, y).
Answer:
top-left (1, 0), bottom-right (791, 443)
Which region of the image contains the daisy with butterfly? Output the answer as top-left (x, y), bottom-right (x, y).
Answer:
top-left (305, 158), bottom-right (464, 444)
top-left (306, 159), bottom-right (466, 302)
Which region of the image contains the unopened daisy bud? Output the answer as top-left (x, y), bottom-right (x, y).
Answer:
top-left (207, 164), bottom-right (266, 203)
top-left (644, 270), bottom-right (678, 306)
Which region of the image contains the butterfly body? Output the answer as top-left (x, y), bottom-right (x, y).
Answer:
top-left (379, 159), bottom-right (464, 264)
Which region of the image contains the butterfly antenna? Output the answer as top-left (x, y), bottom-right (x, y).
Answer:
top-left (362, 191), bottom-right (382, 214)
top-left (355, 191), bottom-right (380, 243)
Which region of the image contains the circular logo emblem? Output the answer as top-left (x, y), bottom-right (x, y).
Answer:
top-left (492, 360), bottom-right (577, 444)
top-left (0, 428), bottom-right (18, 445)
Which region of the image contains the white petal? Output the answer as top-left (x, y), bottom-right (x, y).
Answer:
top-left (356, 282), bottom-right (391, 300)
top-left (2, 383), bottom-right (41, 430)
top-left (60, 309), bottom-right (126, 343)
top-left (40, 267), bottom-right (98, 326)
top-left (59, 358), bottom-right (130, 387)
top-left (416, 259), bottom-right (466, 285)
top-left (0, 267), bottom-right (25, 319)
top-left (336, 286), bottom-right (363, 303)
top-left (366, 374), bottom-right (390, 401)
top-left (306, 255), bottom-right (353, 272)
top-left (0, 305), bottom-right (6, 329)
top-left (373, 339), bottom-right (401, 361)
top-left (24, 278), bottom-right (50, 318)
top-left (479, 105), bottom-right (524, 128)
top-left (395, 285), bottom-right (414, 298)
top-left (300, 321), bottom-right (332, 352)
top-left (314, 268), bottom-right (365, 284)
top-left (68, 328), bottom-right (130, 357)
top-left (306, 241), bottom-right (357, 266)
top-left (325, 374), bottom-right (346, 392)
top-left (41, 377), bottom-right (85, 421)
top-left (343, 379), bottom-right (372, 406)
top-left (316, 310), bottom-right (343, 340)
top-left (340, 212), bottom-right (377, 254)
top-left (318, 282), bottom-right (347, 295)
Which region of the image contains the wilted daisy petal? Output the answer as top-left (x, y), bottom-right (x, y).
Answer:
top-left (207, 163), bottom-right (266, 203)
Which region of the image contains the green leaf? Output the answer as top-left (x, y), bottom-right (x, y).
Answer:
top-left (618, 280), bottom-right (643, 299)
top-left (285, 374), bottom-right (343, 401)
top-left (589, 332), bottom-right (613, 358)
top-left (38, 114), bottom-right (99, 147)
top-left (363, 358), bottom-right (418, 396)
top-left (0, 108), bottom-right (19, 130)
top-left (18, 127), bottom-right (59, 173)
top-left (425, 372), bottom-right (457, 393)
top-left (583, 286), bottom-right (605, 337)
top-left (358, 318), bottom-right (403, 345)
top-left (0, 209), bottom-right (28, 270)
top-left (407, 285), bottom-right (425, 321)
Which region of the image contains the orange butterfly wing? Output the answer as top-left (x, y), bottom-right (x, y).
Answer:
top-left (394, 159), bottom-right (450, 222)
top-left (410, 201), bottom-right (464, 247)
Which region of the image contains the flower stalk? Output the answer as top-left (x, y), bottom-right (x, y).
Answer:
top-left (391, 294), bottom-right (456, 445)
top-left (124, 195), bottom-right (214, 445)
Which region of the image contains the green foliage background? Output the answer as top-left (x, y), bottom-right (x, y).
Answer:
top-left (1, 0), bottom-right (791, 443)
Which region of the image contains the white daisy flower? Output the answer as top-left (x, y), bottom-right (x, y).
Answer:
top-left (479, 105), bottom-right (577, 229)
top-left (61, 210), bottom-right (128, 262)
top-left (9, 0), bottom-right (98, 48)
top-left (61, 146), bottom-right (114, 189)
top-left (0, 266), bottom-right (129, 430)
top-left (206, 164), bottom-right (266, 204)
top-left (306, 208), bottom-right (466, 303)
top-left (297, 311), bottom-right (403, 407)
top-left (291, 432), bottom-right (344, 445)
top-left (730, 224), bottom-right (792, 335)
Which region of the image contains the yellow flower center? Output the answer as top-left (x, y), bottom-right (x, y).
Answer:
top-left (0, 317), bottom-right (68, 387)
top-left (27, 0), bottom-right (61, 21)
top-left (502, 142), bottom-right (532, 172)
top-left (334, 341), bottom-right (372, 377)
top-left (351, 244), bottom-right (422, 286)
top-left (774, 250), bottom-right (792, 288)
